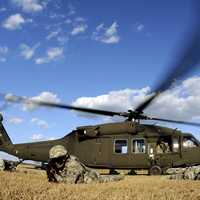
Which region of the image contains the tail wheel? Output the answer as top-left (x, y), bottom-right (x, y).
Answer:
top-left (149, 165), bottom-right (162, 176)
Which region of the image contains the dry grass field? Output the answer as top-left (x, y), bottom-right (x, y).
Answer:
top-left (0, 165), bottom-right (200, 200)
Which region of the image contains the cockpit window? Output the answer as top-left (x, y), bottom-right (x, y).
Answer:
top-left (183, 136), bottom-right (198, 148)
top-left (114, 139), bottom-right (128, 154)
top-left (132, 139), bottom-right (145, 153)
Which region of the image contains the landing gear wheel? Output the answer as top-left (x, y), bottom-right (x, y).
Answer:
top-left (149, 165), bottom-right (162, 176)
top-left (128, 169), bottom-right (137, 175)
top-left (109, 169), bottom-right (119, 175)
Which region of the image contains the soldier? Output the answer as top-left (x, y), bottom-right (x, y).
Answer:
top-left (0, 159), bottom-right (20, 172)
top-left (156, 141), bottom-right (166, 154)
top-left (46, 145), bottom-right (124, 184)
top-left (167, 165), bottom-right (200, 180)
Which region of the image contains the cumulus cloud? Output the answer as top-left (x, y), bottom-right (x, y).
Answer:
top-left (23, 91), bottom-right (60, 111)
top-left (9, 117), bottom-right (23, 125)
top-left (72, 87), bottom-right (151, 117)
top-left (19, 43), bottom-right (40, 60)
top-left (12, 0), bottom-right (44, 12)
top-left (31, 134), bottom-right (56, 141)
top-left (48, 137), bottom-right (56, 140)
top-left (0, 46), bottom-right (8, 62)
top-left (72, 76), bottom-right (200, 124)
top-left (92, 22), bottom-right (120, 44)
top-left (71, 23), bottom-right (88, 36)
top-left (31, 134), bottom-right (44, 141)
top-left (31, 117), bottom-right (48, 129)
top-left (2, 14), bottom-right (31, 30)
top-left (35, 47), bottom-right (63, 64)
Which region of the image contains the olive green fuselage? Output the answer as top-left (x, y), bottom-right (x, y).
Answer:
top-left (2, 121), bottom-right (200, 170)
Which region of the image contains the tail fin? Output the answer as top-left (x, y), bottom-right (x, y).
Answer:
top-left (0, 115), bottom-right (12, 146)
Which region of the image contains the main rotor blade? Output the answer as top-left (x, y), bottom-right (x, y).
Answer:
top-left (34, 101), bottom-right (123, 117)
top-left (2, 93), bottom-right (125, 117)
top-left (135, 3), bottom-right (200, 114)
top-left (150, 117), bottom-right (200, 127)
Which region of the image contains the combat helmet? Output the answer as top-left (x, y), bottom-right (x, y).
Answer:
top-left (49, 145), bottom-right (68, 159)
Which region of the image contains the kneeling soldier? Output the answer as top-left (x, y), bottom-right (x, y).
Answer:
top-left (46, 145), bottom-right (124, 184)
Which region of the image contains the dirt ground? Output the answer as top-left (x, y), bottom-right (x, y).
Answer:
top-left (0, 165), bottom-right (200, 200)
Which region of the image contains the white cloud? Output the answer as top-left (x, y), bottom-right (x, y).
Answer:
top-left (20, 43), bottom-right (40, 60)
top-left (72, 76), bottom-right (200, 124)
top-left (136, 23), bottom-right (144, 32)
top-left (23, 91), bottom-right (60, 111)
top-left (48, 137), bottom-right (56, 140)
top-left (12, 0), bottom-right (44, 12)
top-left (0, 58), bottom-right (6, 62)
top-left (68, 3), bottom-right (76, 16)
top-left (75, 17), bottom-right (86, 22)
top-left (2, 14), bottom-right (30, 30)
top-left (65, 19), bottom-right (72, 24)
top-left (9, 117), bottom-right (23, 125)
top-left (0, 7), bottom-right (7, 12)
top-left (49, 13), bottom-right (66, 19)
top-left (31, 134), bottom-right (56, 141)
top-left (57, 36), bottom-right (69, 45)
top-left (35, 47), bottom-right (63, 64)
top-left (31, 117), bottom-right (48, 129)
top-left (46, 29), bottom-right (61, 40)
top-left (92, 22), bottom-right (120, 44)
top-left (0, 46), bottom-right (8, 54)
top-left (0, 46), bottom-right (8, 62)
top-left (73, 87), bottom-right (151, 115)
top-left (31, 134), bottom-right (44, 141)
top-left (71, 24), bottom-right (88, 36)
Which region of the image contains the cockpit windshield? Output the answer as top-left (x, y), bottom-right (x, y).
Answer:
top-left (183, 136), bottom-right (199, 148)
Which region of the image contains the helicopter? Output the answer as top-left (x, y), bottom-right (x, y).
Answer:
top-left (1, 2), bottom-right (200, 175)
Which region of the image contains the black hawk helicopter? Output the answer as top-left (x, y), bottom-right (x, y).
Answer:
top-left (1, 1), bottom-right (200, 175)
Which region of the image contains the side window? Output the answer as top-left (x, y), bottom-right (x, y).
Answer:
top-left (133, 139), bottom-right (145, 153)
top-left (183, 136), bottom-right (198, 148)
top-left (173, 138), bottom-right (179, 152)
top-left (114, 140), bottom-right (128, 154)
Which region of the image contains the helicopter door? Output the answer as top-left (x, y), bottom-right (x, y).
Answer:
top-left (92, 137), bottom-right (109, 167)
top-left (111, 138), bottom-right (129, 168)
top-left (155, 136), bottom-right (182, 168)
top-left (130, 138), bottom-right (150, 168)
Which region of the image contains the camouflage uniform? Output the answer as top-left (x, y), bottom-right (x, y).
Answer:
top-left (167, 165), bottom-right (200, 180)
top-left (0, 159), bottom-right (5, 171)
top-left (47, 145), bottom-right (124, 184)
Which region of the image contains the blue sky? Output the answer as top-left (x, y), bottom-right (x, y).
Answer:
top-left (0, 0), bottom-right (200, 145)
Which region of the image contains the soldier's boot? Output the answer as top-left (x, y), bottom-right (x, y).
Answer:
top-left (128, 169), bottom-right (137, 175)
top-left (109, 169), bottom-right (119, 175)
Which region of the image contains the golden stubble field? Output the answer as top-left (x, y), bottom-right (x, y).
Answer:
top-left (0, 165), bottom-right (200, 200)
